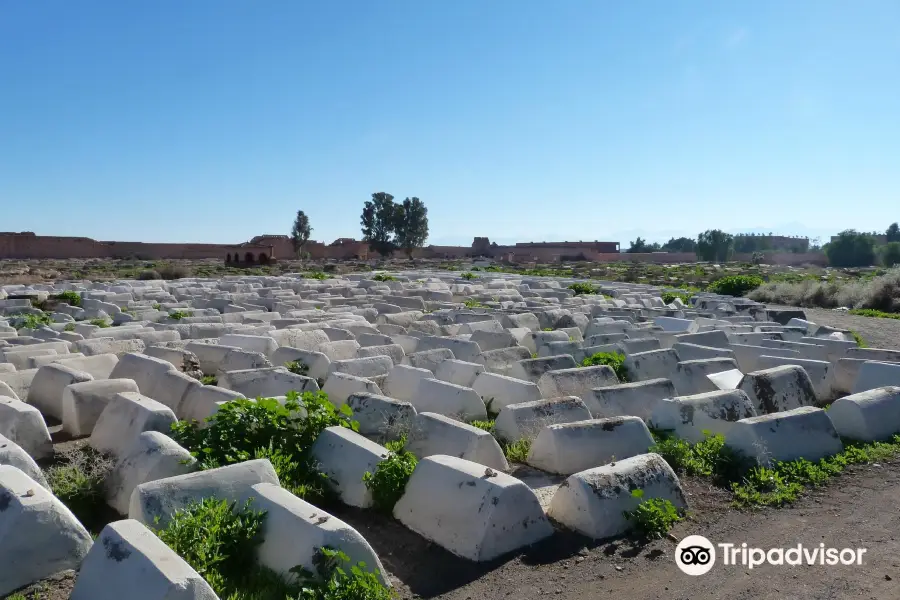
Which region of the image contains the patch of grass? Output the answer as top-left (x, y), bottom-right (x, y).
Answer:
top-left (168, 310), bottom-right (193, 320)
top-left (542, 327), bottom-right (553, 331)
top-left (137, 269), bottom-right (162, 280)
top-left (460, 272), bottom-right (477, 280)
top-left (623, 490), bottom-right (682, 539)
top-left (372, 273), bottom-right (396, 282)
top-left (14, 312), bottom-right (52, 329)
top-left (89, 318), bottom-right (110, 327)
top-left (363, 437), bottom-right (418, 514)
top-left (463, 299), bottom-right (485, 308)
top-left (285, 360), bottom-right (310, 376)
top-left (171, 391), bottom-right (357, 504)
top-left (470, 419), bottom-right (496, 434)
top-left (849, 308), bottom-right (900, 319)
top-left (661, 291), bottom-right (692, 305)
top-left (501, 438), bottom-right (532, 463)
top-left (849, 330), bottom-right (868, 348)
top-left (64, 322), bottom-right (76, 331)
top-left (296, 547), bottom-right (395, 600)
top-left (152, 302), bottom-right (162, 310)
top-left (53, 290), bottom-right (82, 306)
top-left (707, 275), bottom-right (764, 297)
top-left (200, 374), bottom-right (218, 385)
top-left (44, 444), bottom-right (115, 530)
top-left (303, 271), bottom-right (329, 280)
top-left (650, 430), bottom-right (744, 484)
top-left (581, 351), bottom-right (629, 382)
top-left (567, 282), bottom-right (598, 296)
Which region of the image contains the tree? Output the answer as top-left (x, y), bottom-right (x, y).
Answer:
top-left (824, 230), bottom-right (876, 267)
top-left (289, 210), bottom-right (312, 258)
top-left (881, 242), bottom-right (900, 268)
top-left (627, 237), bottom-right (649, 253)
top-left (660, 237), bottom-right (696, 253)
top-left (696, 229), bottom-right (734, 262)
top-left (886, 222), bottom-right (900, 243)
top-left (361, 192), bottom-right (399, 257)
top-left (393, 197), bottom-right (429, 259)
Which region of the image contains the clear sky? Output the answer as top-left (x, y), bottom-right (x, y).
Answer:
top-left (2, 1), bottom-right (898, 246)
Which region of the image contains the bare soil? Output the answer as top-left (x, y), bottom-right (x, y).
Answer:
top-left (770, 305), bottom-right (900, 351)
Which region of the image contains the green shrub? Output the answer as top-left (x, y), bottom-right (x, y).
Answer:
top-left (372, 273), bottom-right (396, 282)
top-left (53, 290), bottom-right (82, 307)
top-left (171, 392), bottom-right (357, 503)
top-left (303, 271), bottom-right (329, 280)
top-left (650, 431), bottom-right (743, 484)
top-left (826, 230), bottom-right (876, 267)
top-left (623, 490), bottom-right (682, 539)
top-left (363, 438), bottom-right (418, 514)
top-left (849, 308), bottom-right (900, 319)
top-left (501, 438), bottom-right (532, 463)
top-left (14, 312), bottom-right (52, 329)
top-left (168, 310), bottom-right (193, 320)
top-left (661, 291), bottom-right (692, 305)
top-left (200, 374), bottom-right (218, 385)
top-left (463, 299), bottom-right (485, 308)
top-left (158, 264), bottom-right (191, 280)
top-left (567, 282), bottom-right (598, 296)
top-left (707, 275), bottom-right (764, 297)
top-left (89, 318), bottom-right (110, 328)
top-left (882, 242), bottom-right (900, 268)
top-left (285, 360), bottom-right (310, 376)
top-left (849, 330), bottom-right (868, 348)
top-left (44, 444), bottom-right (115, 529)
top-left (581, 352), bottom-right (629, 382)
top-left (296, 547), bottom-right (395, 600)
top-left (152, 302), bottom-right (162, 310)
top-left (460, 272), bottom-right (477, 280)
top-left (137, 269), bottom-right (162, 280)
top-left (64, 322), bottom-right (76, 332)
top-left (470, 419), bottom-right (495, 434)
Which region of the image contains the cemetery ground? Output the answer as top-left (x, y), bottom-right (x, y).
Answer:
top-left (3, 263), bottom-right (900, 599)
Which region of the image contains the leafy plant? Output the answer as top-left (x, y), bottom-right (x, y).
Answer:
top-left (53, 290), bottom-right (82, 306)
top-left (567, 282), bottom-right (598, 296)
top-left (137, 269), bottom-right (162, 280)
top-left (849, 330), bottom-right (868, 348)
top-left (372, 273), bottom-right (396, 282)
top-left (501, 438), bottom-right (532, 463)
top-left (460, 272), bottom-right (477, 280)
top-left (303, 271), bottom-right (329, 280)
top-left (168, 310), bottom-right (193, 320)
top-left (362, 437), bottom-right (418, 514)
top-left (89, 318), bottom-right (110, 328)
top-left (463, 299), bottom-right (485, 308)
top-left (14, 312), bottom-right (52, 329)
top-left (171, 392), bottom-right (357, 503)
top-left (295, 547), bottom-right (395, 600)
top-left (661, 291), bottom-right (692, 305)
top-left (623, 490), bottom-right (682, 539)
top-left (44, 444), bottom-right (115, 530)
top-left (470, 419), bottom-right (496, 434)
top-left (581, 352), bottom-right (629, 382)
top-left (285, 360), bottom-right (310, 376)
top-left (707, 275), bottom-right (764, 297)
top-left (64, 322), bottom-right (76, 331)
top-left (152, 302), bottom-right (162, 310)
top-left (650, 430), bottom-right (743, 484)
top-left (849, 308), bottom-right (900, 319)
top-left (200, 374), bottom-right (218, 385)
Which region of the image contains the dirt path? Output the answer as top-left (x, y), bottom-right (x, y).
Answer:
top-left (336, 458), bottom-right (900, 600)
top-left (769, 304), bottom-right (900, 351)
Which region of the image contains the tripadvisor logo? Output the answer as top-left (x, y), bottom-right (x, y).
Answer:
top-left (675, 535), bottom-right (868, 575)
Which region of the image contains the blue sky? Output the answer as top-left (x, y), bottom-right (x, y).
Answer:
top-left (2, 1), bottom-right (899, 247)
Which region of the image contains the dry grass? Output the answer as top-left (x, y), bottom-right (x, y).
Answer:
top-left (749, 267), bottom-right (900, 312)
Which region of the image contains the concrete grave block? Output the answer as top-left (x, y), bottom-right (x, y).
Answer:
top-left (738, 365), bottom-right (818, 414)
top-left (623, 348), bottom-right (680, 382)
top-left (393, 455), bottom-right (553, 561)
top-left (346, 392), bottom-right (416, 438)
top-left (469, 329), bottom-right (518, 352)
top-left (237, 483), bottom-right (389, 586)
top-left (219, 366), bottom-right (319, 398)
top-left (129, 458), bottom-right (279, 528)
top-left (472, 371), bottom-right (542, 411)
top-left (434, 359), bottom-right (486, 388)
top-left (847, 347), bottom-right (900, 363)
top-left (521, 330), bottom-right (569, 354)
top-left (672, 358), bottom-right (740, 396)
top-left (381, 364), bottom-right (431, 401)
top-left (757, 355), bottom-right (834, 403)
top-left (0, 368), bottom-right (37, 401)
top-left (527, 416), bottom-right (655, 475)
top-left (508, 355), bottom-right (578, 384)
top-left (725, 407), bottom-right (843, 466)
top-left (652, 317), bottom-right (699, 333)
top-left (108, 352), bottom-right (176, 396)
top-left (104, 431), bottom-right (198, 515)
top-left (26, 363), bottom-right (94, 420)
top-left (409, 378), bottom-right (487, 421)
top-left (494, 397), bottom-right (592, 443)
top-left (0, 397), bottom-right (53, 460)
top-left (407, 412), bottom-right (508, 470)
top-left (90, 392), bottom-right (177, 459)
top-left (328, 356), bottom-right (394, 380)
top-left (271, 347), bottom-right (332, 381)
top-left (0, 465), bottom-right (93, 597)
top-left (587, 378), bottom-right (676, 421)
top-left (310, 426), bottom-right (387, 508)
top-left (648, 389), bottom-right (758, 443)
top-left (828, 386), bottom-right (900, 442)
top-left (70, 519), bottom-right (218, 600)
top-left (62, 378), bottom-right (141, 437)
top-left (0, 433), bottom-right (49, 489)
top-left (707, 368), bottom-right (744, 391)
top-left (672, 342), bottom-right (735, 362)
top-left (76, 337), bottom-right (146, 357)
top-left (537, 365), bottom-right (619, 400)
top-left (323, 372), bottom-right (383, 407)
top-left (852, 361), bottom-right (900, 394)
top-left (178, 384), bottom-right (243, 424)
top-left (475, 346), bottom-right (533, 375)
top-left (548, 453), bottom-right (687, 540)
top-left (834, 358), bottom-right (868, 395)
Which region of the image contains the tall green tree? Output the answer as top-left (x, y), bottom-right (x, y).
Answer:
top-left (825, 230), bottom-right (876, 267)
top-left (290, 210), bottom-right (312, 258)
top-left (696, 229), bottom-right (734, 262)
top-left (361, 192), bottom-right (399, 257)
top-left (627, 237), bottom-right (649, 253)
top-left (886, 222), bottom-right (900, 243)
top-left (393, 197), bottom-right (429, 259)
top-left (660, 236), bottom-right (696, 253)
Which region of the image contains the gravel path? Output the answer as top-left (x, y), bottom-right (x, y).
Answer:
top-left (769, 304), bottom-right (900, 350)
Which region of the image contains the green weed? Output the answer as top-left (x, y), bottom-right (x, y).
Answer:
top-left (849, 308), bottom-right (900, 319)
top-left (285, 360), bottom-right (310, 376)
top-left (707, 275), bottom-right (764, 297)
top-left (567, 282), bottom-right (598, 296)
top-left (623, 490), bottom-right (682, 539)
top-left (460, 272), bottom-right (477, 280)
top-left (44, 444), bottom-right (115, 530)
top-left (463, 299), bottom-right (485, 308)
top-left (501, 438), bottom-right (532, 463)
top-left (581, 352), bottom-right (629, 382)
top-left (362, 437), bottom-right (418, 514)
top-left (303, 272), bottom-right (329, 280)
top-left (470, 419), bottom-right (496, 434)
top-left (89, 318), bottom-right (110, 328)
top-left (200, 374), bottom-right (218, 385)
top-left (849, 330), bottom-right (868, 348)
top-left (53, 290), bottom-right (82, 307)
top-left (661, 291), bottom-right (692, 305)
top-left (13, 313), bottom-right (52, 329)
top-left (372, 273), bottom-right (396, 282)
top-left (168, 310), bottom-right (193, 320)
